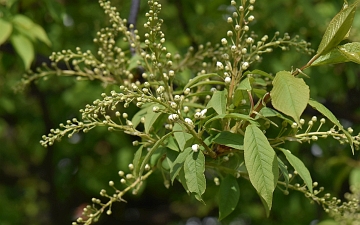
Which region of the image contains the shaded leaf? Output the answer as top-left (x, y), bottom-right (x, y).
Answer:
top-left (271, 71), bottom-right (309, 124)
top-left (10, 33), bottom-right (34, 69)
top-left (0, 18), bottom-right (13, 45)
top-left (207, 89), bottom-right (227, 115)
top-left (133, 145), bottom-right (144, 178)
top-left (237, 78), bottom-right (252, 90)
top-left (218, 175), bottom-right (240, 220)
top-left (279, 148), bottom-right (313, 193)
top-left (244, 124), bottom-right (278, 210)
top-left (184, 151), bottom-right (206, 199)
top-left (277, 157), bottom-right (289, 187)
top-left (308, 99), bottom-right (354, 153)
top-left (213, 131), bottom-right (243, 150)
top-left (317, 1), bottom-right (359, 55)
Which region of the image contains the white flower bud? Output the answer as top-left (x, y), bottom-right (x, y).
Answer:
top-left (153, 106), bottom-right (159, 112)
top-left (299, 118), bottom-right (305, 125)
top-left (227, 17), bottom-right (233, 23)
top-left (192, 144), bottom-right (199, 152)
top-left (248, 15), bottom-right (255, 22)
top-left (183, 106), bottom-right (189, 113)
top-left (128, 164), bottom-right (134, 170)
top-left (241, 62), bottom-right (249, 70)
top-left (311, 116), bottom-right (317, 122)
top-left (200, 108), bottom-right (207, 116)
top-left (185, 118), bottom-right (193, 125)
top-left (216, 61), bottom-right (224, 70)
top-left (225, 76), bottom-right (231, 84)
top-left (291, 122), bottom-right (298, 129)
top-left (184, 88), bottom-right (191, 95)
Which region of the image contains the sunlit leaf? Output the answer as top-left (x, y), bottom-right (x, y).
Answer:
top-left (317, 1), bottom-right (359, 55)
top-left (313, 42), bottom-right (360, 66)
top-left (349, 167), bottom-right (360, 188)
top-left (279, 148), bottom-right (313, 193)
top-left (271, 71), bottom-right (309, 124)
top-left (218, 175), bottom-right (240, 220)
top-left (10, 33), bottom-right (34, 69)
top-left (244, 124), bottom-right (278, 210)
top-left (0, 18), bottom-right (13, 45)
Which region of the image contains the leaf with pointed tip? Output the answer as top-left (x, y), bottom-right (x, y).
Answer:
top-left (313, 42), bottom-right (360, 66)
top-left (207, 89), bottom-right (227, 115)
top-left (308, 99), bottom-right (354, 153)
top-left (10, 34), bottom-right (34, 69)
top-left (317, 1), bottom-right (359, 55)
top-left (218, 175), bottom-right (240, 220)
top-left (184, 151), bottom-right (206, 200)
top-left (0, 18), bottom-right (12, 45)
top-left (317, 1), bottom-right (360, 55)
top-left (271, 71), bottom-right (309, 124)
top-left (183, 73), bottom-right (220, 90)
top-left (279, 148), bottom-right (313, 193)
top-left (244, 124), bottom-right (278, 210)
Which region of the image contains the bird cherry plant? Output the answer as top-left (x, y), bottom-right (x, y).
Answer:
top-left (19, 0), bottom-right (360, 224)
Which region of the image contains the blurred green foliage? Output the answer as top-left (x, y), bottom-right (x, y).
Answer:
top-left (1, 0), bottom-right (360, 225)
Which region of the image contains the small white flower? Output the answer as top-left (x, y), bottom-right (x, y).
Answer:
top-left (192, 144), bottom-right (199, 152)
top-left (200, 108), bottom-right (207, 117)
top-left (185, 118), bottom-right (193, 125)
top-left (183, 106), bottom-right (189, 113)
top-left (246, 37), bottom-right (253, 44)
top-left (153, 106), bottom-right (159, 112)
top-left (224, 76), bottom-right (231, 84)
top-left (216, 61), bottom-right (224, 70)
top-left (250, 0), bottom-right (256, 4)
top-left (299, 118), bottom-right (305, 125)
top-left (184, 88), bottom-right (191, 95)
top-left (194, 111), bottom-right (202, 119)
top-left (227, 17), bottom-right (233, 23)
top-left (169, 70), bottom-right (175, 76)
top-left (291, 122), bottom-right (298, 129)
top-left (241, 62), bottom-right (249, 70)
top-left (248, 15), bottom-right (255, 22)
top-left (128, 164), bottom-right (134, 170)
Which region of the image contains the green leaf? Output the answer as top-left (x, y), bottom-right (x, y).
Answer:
top-left (313, 42), bottom-right (360, 66)
top-left (170, 147), bottom-right (192, 184)
top-left (244, 124), bottom-right (278, 210)
top-left (184, 150), bottom-right (206, 199)
top-left (349, 167), bottom-right (360, 188)
top-left (237, 78), bottom-right (252, 90)
top-left (277, 157), bottom-right (289, 187)
top-left (139, 131), bottom-right (174, 177)
top-left (308, 99), bottom-right (354, 153)
top-left (132, 104), bottom-right (150, 128)
top-left (173, 123), bottom-right (193, 151)
top-left (316, 220), bottom-right (340, 225)
top-left (128, 53), bottom-right (143, 71)
top-left (144, 106), bottom-right (162, 134)
top-left (166, 136), bottom-right (180, 152)
top-left (133, 145), bottom-right (144, 178)
top-left (279, 148), bottom-right (313, 193)
top-left (12, 14), bottom-right (51, 46)
top-left (0, 18), bottom-right (13, 45)
top-left (213, 131), bottom-right (243, 150)
top-left (204, 113), bottom-right (255, 127)
top-left (10, 33), bottom-right (34, 69)
top-left (244, 69), bottom-right (273, 80)
top-left (218, 175), bottom-right (240, 220)
top-left (207, 89), bottom-right (227, 115)
top-left (183, 73), bottom-right (221, 90)
top-left (317, 1), bottom-right (359, 55)
top-left (271, 71), bottom-right (309, 124)
top-left (31, 23), bottom-right (51, 46)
